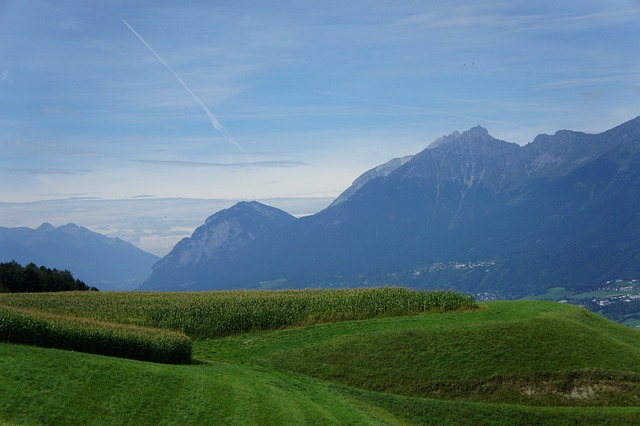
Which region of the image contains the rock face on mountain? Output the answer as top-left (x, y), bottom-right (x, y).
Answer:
top-left (329, 155), bottom-right (413, 208)
top-left (0, 223), bottom-right (159, 290)
top-left (142, 116), bottom-right (640, 297)
top-left (139, 201), bottom-right (296, 291)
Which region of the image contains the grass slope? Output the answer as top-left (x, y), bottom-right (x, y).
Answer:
top-left (2, 300), bottom-right (640, 424)
top-left (0, 343), bottom-right (392, 425)
top-left (196, 301), bottom-right (640, 406)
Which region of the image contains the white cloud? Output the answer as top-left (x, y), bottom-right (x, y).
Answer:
top-left (134, 159), bottom-right (308, 168)
top-left (4, 168), bottom-right (90, 175)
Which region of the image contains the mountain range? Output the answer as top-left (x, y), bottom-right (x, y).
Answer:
top-left (140, 116), bottom-right (640, 297)
top-left (0, 223), bottom-right (159, 291)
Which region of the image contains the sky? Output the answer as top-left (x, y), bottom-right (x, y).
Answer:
top-left (1, 0), bottom-right (639, 256)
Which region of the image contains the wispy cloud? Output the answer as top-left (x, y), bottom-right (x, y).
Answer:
top-left (122, 19), bottom-right (248, 157)
top-left (397, 4), bottom-right (640, 34)
top-left (35, 192), bottom-right (100, 198)
top-left (398, 10), bottom-right (537, 31)
top-left (535, 76), bottom-right (627, 90)
top-left (135, 159), bottom-right (307, 168)
top-left (43, 105), bottom-right (77, 116)
top-left (4, 168), bottom-right (91, 175)
top-left (553, 7), bottom-right (640, 30)
top-left (129, 194), bottom-right (157, 199)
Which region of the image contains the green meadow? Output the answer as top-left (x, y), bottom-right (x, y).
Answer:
top-left (1, 289), bottom-right (640, 425)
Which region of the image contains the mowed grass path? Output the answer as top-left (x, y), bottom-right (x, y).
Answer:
top-left (0, 343), bottom-right (393, 425)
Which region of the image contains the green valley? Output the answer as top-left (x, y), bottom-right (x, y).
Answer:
top-left (1, 290), bottom-right (640, 425)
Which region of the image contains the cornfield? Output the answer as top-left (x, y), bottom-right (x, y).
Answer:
top-left (0, 305), bottom-right (191, 364)
top-left (0, 287), bottom-right (476, 339)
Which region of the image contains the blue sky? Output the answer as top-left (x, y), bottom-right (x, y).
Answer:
top-left (1, 0), bottom-right (639, 255)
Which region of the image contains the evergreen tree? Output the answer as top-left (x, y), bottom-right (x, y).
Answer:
top-left (0, 261), bottom-right (97, 293)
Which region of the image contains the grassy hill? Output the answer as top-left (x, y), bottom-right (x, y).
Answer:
top-left (0, 342), bottom-right (388, 425)
top-left (1, 293), bottom-right (640, 424)
top-left (196, 301), bottom-right (640, 407)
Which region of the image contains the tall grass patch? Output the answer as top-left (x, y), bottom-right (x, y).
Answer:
top-left (0, 287), bottom-right (476, 339)
top-left (0, 305), bottom-right (191, 364)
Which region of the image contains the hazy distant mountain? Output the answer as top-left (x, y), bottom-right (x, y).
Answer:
top-left (0, 223), bottom-right (159, 290)
top-left (142, 116), bottom-right (640, 297)
top-left (139, 201), bottom-right (296, 291)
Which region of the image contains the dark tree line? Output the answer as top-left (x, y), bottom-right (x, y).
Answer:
top-left (0, 261), bottom-right (98, 293)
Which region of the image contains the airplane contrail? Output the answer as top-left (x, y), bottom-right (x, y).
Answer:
top-left (122, 19), bottom-right (247, 155)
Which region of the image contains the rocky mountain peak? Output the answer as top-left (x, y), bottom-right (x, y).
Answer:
top-left (35, 222), bottom-right (90, 237)
top-left (37, 223), bottom-right (55, 232)
top-left (396, 125), bottom-right (520, 187)
top-left (204, 201), bottom-right (291, 226)
top-left (459, 125), bottom-right (491, 140)
top-left (59, 223), bottom-right (83, 233)
top-left (237, 200), bottom-right (288, 220)
top-left (426, 130), bottom-right (460, 150)
top-left (426, 126), bottom-right (491, 150)
top-left (147, 201), bottom-right (296, 275)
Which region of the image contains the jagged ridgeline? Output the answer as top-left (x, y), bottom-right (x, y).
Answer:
top-left (141, 116), bottom-right (640, 297)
